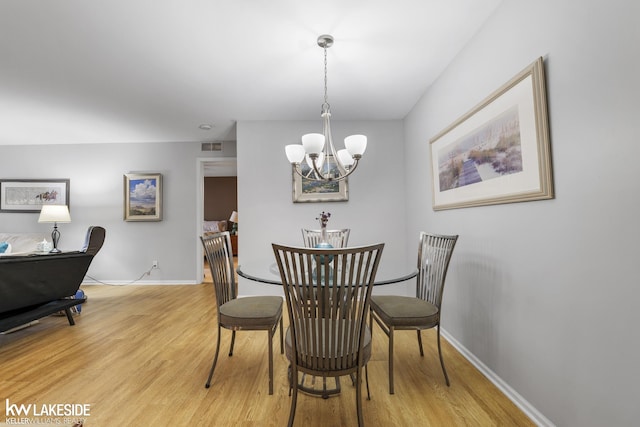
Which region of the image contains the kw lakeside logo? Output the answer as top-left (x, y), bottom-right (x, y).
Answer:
top-left (4, 399), bottom-right (89, 425)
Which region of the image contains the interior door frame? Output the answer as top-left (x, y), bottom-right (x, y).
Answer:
top-left (195, 157), bottom-right (237, 282)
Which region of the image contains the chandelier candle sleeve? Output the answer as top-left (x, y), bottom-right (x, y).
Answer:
top-left (285, 34), bottom-right (367, 182)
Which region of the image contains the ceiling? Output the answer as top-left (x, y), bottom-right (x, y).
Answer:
top-left (0, 0), bottom-right (501, 146)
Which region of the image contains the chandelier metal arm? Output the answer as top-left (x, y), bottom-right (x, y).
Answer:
top-left (292, 157), bottom-right (360, 182)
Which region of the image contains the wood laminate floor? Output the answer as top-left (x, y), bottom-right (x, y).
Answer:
top-left (0, 267), bottom-right (534, 426)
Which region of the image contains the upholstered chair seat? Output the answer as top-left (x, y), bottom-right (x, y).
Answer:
top-left (369, 295), bottom-right (438, 328)
top-left (219, 296), bottom-right (283, 328)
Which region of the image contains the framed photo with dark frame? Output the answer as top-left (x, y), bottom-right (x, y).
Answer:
top-left (0, 179), bottom-right (70, 213)
top-left (429, 57), bottom-right (553, 210)
top-left (123, 173), bottom-right (163, 221)
top-left (292, 158), bottom-right (349, 203)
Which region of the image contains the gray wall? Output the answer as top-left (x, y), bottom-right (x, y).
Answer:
top-left (404, 0), bottom-right (640, 426)
top-left (0, 142), bottom-right (231, 283)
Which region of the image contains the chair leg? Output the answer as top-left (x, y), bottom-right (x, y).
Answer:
top-left (417, 329), bottom-right (424, 356)
top-left (279, 316), bottom-right (284, 354)
top-left (388, 326), bottom-right (395, 394)
top-left (365, 364), bottom-right (371, 400)
top-left (229, 330), bottom-right (236, 356)
top-left (288, 367), bottom-right (298, 427)
top-left (268, 329), bottom-right (274, 395)
top-left (437, 325), bottom-right (450, 386)
top-left (205, 324), bottom-right (223, 388)
top-left (355, 368), bottom-right (364, 427)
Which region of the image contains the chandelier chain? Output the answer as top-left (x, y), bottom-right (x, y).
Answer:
top-left (323, 44), bottom-right (329, 108)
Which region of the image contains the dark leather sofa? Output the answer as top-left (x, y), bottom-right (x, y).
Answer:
top-left (0, 226), bottom-right (105, 333)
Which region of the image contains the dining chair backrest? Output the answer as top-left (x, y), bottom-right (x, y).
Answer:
top-left (201, 231), bottom-right (237, 310)
top-left (272, 243), bottom-right (384, 373)
top-left (301, 228), bottom-right (350, 248)
top-left (416, 232), bottom-right (458, 309)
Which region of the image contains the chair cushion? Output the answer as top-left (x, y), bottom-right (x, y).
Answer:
top-left (370, 295), bottom-right (439, 328)
top-left (219, 296), bottom-right (282, 328)
top-left (284, 321), bottom-right (372, 369)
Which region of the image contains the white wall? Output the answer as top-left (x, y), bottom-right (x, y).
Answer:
top-left (404, 0), bottom-right (640, 426)
top-left (0, 142), bottom-right (232, 283)
top-left (236, 120), bottom-right (410, 296)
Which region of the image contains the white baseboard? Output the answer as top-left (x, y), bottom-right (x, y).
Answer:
top-left (441, 329), bottom-right (555, 427)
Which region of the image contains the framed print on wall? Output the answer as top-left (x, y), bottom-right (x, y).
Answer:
top-left (292, 158), bottom-right (348, 203)
top-left (0, 179), bottom-right (70, 213)
top-left (124, 173), bottom-right (162, 221)
top-left (430, 57), bottom-right (553, 211)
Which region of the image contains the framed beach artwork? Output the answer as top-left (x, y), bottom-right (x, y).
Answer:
top-left (292, 157), bottom-right (348, 203)
top-left (429, 57), bottom-right (553, 210)
top-left (0, 179), bottom-right (70, 213)
top-left (123, 173), bottom-right (162, 221)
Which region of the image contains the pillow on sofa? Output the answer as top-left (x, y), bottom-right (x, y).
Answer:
top-left (203, 220), bottom-right (228, 232)
top-left (0, 242), bottom-right (11, 254)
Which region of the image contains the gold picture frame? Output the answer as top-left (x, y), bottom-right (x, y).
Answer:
top-left (123, 173), bottom-right (162, 221)
top-left (430, 57), bottom-right (553, 210)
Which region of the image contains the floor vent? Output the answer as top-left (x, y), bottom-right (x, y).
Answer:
top-left (202, 142), bottom-right (223, 152)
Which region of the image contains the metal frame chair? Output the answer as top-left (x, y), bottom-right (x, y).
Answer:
top-left (201, 231), bottom-right (284, 394)
top-left (301, 228), bottom-right (350, 248)
top-left (370, 232), bottom-right (458, 394)
top-left (273, 243), bottom-right (384, 427)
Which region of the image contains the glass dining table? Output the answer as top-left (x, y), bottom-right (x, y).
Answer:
top-left (236, 260), bottom-right (417, 286)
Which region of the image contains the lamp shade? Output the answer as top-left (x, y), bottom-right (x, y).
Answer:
top-left (285, 144), bottom-right (306, 163)
top-left (229, 211), bottom-right (238, 223)
top-left (337, 149), bottom-right (354, 167)
top-left (38, 205), bottom-right (71, 223)
top-left (344, 134), bottom-right (367, 156)
top-left (301, 133), bottom-right (325, 154)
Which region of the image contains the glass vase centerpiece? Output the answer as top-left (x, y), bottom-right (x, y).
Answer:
top-left (316, 211), bottom-right (332, 250)
top-left (314, 212), bottom-right (333, 281)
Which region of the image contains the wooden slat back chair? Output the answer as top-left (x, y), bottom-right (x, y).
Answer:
top-left (301, 228), bottom-right (350, 248)
top-left (370, 232), bottom-right (458, 394)
top-left (201, 231), bottom-right (284, 394)
top-left (301, 228), bottom-right (351, 393)
top-left (273, 243), bottom-right (384, 427)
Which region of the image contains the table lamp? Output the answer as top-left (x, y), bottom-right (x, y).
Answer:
top-left (229, 210), bottom-right (238, 235)
top-left (38, 205), bottom-right (71, 253)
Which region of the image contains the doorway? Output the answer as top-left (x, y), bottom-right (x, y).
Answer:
top-left (196, 157), bottom-right (237, 282)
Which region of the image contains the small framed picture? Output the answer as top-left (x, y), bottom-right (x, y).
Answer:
top-left (123, 173), bottom-right (162, 221)
top-left (292, 158), bottom-right (348, 203)
top-left (0, 179), bottom-right (70, 213)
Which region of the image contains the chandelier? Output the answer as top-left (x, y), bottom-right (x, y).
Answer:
top-left (285, 34), bottom-right (367, 182)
